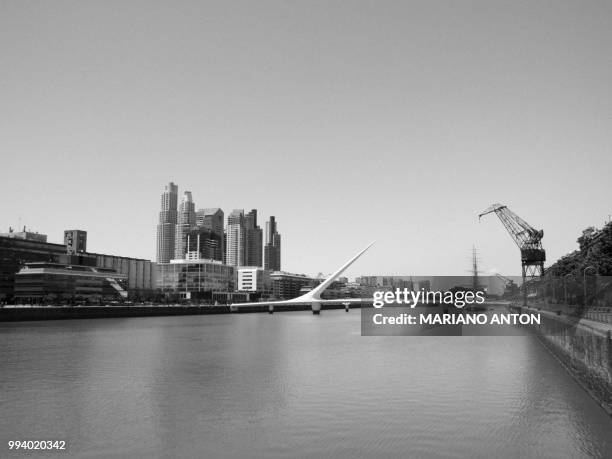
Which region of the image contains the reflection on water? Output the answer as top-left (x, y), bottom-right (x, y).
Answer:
top-left (1, 311), bottom-right (611, 458)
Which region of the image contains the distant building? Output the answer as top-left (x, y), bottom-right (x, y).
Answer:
top-left (174, 191), bottom-right (196, 259)
top-left (270, 271), bottom-right (317, 300)
top-left (186, 227), bottom-right (223, 261)
top-left (196, 208), bottom-right (224, 257)
top-left (264, 216), bottom-right (281, 271)
top-left (245, 209), bottom-right (263, 267)
top-left (156, 182), bottom-right (178, 263)
top-left (237, 267), bottom-right (271, 294)
top-left (0, 227), bottom-right (47, 243)
top-left (196, 208), bottom-right (224, 236)
top-left (226, 209), bottom-right (245, 267)
top-left (64, 229), bottom-right (87, 254)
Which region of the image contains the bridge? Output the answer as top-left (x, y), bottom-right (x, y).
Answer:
top-left (229, 241), bottom-right (375, 314)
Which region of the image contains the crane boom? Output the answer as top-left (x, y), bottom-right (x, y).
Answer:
top-left (478, 204), bottom-right (543, 249)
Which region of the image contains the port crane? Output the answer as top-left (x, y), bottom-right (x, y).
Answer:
top-left (479, 204), bottom-right (545, 305)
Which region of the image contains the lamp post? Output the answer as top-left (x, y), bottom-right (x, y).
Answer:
top-left (583, 266), bottom-right (597, 311)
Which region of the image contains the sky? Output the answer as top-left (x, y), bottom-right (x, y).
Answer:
top-left (1, 1), bottom-right (611, 278)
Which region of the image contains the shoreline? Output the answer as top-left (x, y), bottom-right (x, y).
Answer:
top-left (0, 303), bottom-right (359, 322)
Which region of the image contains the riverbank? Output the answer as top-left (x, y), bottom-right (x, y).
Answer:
top-left (512, 304), bottom-right (612, 416)
top-left (0, 303), bottom-right (360, 322)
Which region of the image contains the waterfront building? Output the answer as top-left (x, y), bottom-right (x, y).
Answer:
top-left (174, 191), bottom-right (196, 259)
top-left (156, 182), bottom-right (178, 263)
top-left (13, 261), bottom-right (128, 304)
top-left (0, 232), bottom-right (156, 302)
top-left (237, 267), bottom-right (271, 294)
top-left (90, 252), bottom-right (155, 296)
top-left (64, 229), bottom-right (87, 254)
top-left (226, 209), bottom-right (245, 267)
top-left (245, 209), bottom-right (263, 267)
top-left (0, 227), bottom-right (47, 243)
top-left (156, 257), bottom-right (235, 300)
top-left (264, 216), bottom-right (281, 271)
top-left (269, 271), bottom-right (317, 300)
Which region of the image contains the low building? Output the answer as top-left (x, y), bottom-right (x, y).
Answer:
top-left (91, 253), bottom-right (155, 297)
top-left (269, 271), bottom-right (317, 300)
top-left (0, 228), bottom-right (48, 243)
top-left (14, 261), bottom-right (128, 304)
top-left (237, 267), bottom-right (271, 293)
top-left (156, 256), bottom-right (234, 300)
top-left (0, 231), bottom-right (155, 302)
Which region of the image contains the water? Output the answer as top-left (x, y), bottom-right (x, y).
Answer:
top-left (1, 310), bottom-right (611, 458)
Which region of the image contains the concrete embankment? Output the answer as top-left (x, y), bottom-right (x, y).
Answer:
top-left (511, 304), bottom-right (612, 416)
top-left (0, 303), bottom-right (360, 322)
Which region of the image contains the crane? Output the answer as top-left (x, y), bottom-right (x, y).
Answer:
top-left (479, 203), bottom-right (545, 305)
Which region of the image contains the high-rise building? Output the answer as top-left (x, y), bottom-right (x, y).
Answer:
top-left (264, 216), bottom-right (281, 271)
top-left (156, 182), bottom-right (178, 263)
top-left (196, 208), bottom-right (224, 258)
top-left (186, 227), bottom-right (223, 261)
top-left (174, 191), bottom-right (196, 259)
top-left (225, 209), bottom-right (245, 267)
top-left (245, 209), bottom-right (263, 267)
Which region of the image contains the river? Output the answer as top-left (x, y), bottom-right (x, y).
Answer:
top-left (1, 310), bottom-right (611, 458)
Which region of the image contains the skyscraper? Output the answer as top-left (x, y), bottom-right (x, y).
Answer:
top-left (156, 182), bottom-right (178, 263)
top-left (264, 216), bottom-right (281, 271)
top-left (226, 209), bottom-right (245, 267)
top-left (174, 191), bottom-right (196, 259)
top-left (245, 209), bottom-right (263, 267)
top-left (196, 208), bottom-right (224, 258)
top-left (186, 227), bottom-right (223, 261)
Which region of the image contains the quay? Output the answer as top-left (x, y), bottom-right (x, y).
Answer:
top-left (511, 302), bottom-right (612, 416)
top-left (0, 302), bottom-right (364, 322)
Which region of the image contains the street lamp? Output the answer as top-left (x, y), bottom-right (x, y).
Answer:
top-left (583, 266), bottom-right (597, 311)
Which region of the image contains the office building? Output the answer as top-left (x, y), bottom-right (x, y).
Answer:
top-left (174, 191), bottom-right (196, 259)
top-left (196, 208), bottom-right (224, 258)
top-left (0, 231), bottom-right (155, 302)
top-left (156, 258), bottom-right (234, 299)
top-left (196, 208), bottom-right (224, 236)
top-left (186, 227), bottom-right (223, 261)
top-left (245, 209), bottom-right (263, 267)
top-left (226, 209), bottom-right (245, 267)
top-left (14, 262), bottom-right (128, 304)
top-left (237, 267), bottom-right (271, 293)
top-left (264, 216), bottom-right (281, 271)
top-left (269, 271), bottom-right (317, 300)
top-left (156, 182), bottom-right (178, 263)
